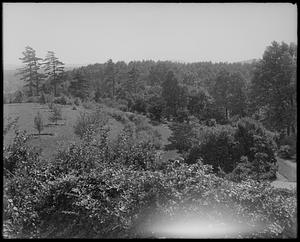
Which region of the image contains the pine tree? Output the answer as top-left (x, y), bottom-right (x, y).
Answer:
top-left (43, 51), bottom-right (65, 96)
top-left (69, 71), bottom-right (90, 101)
top-left (16, 46), bottom-right (44, 96)
top-left (103, 59), bottom-right (115, 99)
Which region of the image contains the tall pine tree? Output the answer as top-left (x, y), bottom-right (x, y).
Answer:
top-left (42, 51), bottom-right (65, 96)
top-left (16, 46), bottom-right (43, 96)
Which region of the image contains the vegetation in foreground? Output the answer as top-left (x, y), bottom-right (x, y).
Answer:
top-left (3, 114), bottom-right (297, 238)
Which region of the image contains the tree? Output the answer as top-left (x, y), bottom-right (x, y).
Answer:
top-left (187, 88), bottom-right (211, 120)
top-left (161, 71), bottom-right (181, 119)
top-left (16, 46), bottom-right (44, 96)
top-left (34, 112), bottom-right (44, 135)
top-left (69, 71), bottom-right (91, 101)
top-left (43, 51), bottom-right (65, 96)
top-left (250, 41), bottom-right (297, 135)
top-left (212, 70), bottom-right (248, 121)
top-left (103, 59), bottom-right (116, 99)
top-left (49, 105), bottom-right (62, 125)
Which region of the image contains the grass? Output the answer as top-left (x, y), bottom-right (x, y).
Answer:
top-left (4, 102), bottom-right (180, 162)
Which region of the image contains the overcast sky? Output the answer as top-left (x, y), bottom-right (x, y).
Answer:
top-left (3, 3), bottom-right (297, 66)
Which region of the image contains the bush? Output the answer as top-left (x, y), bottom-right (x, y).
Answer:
top-left (166, 122), bottom-right (199, 153)
top-left (26, 96), bottom-right (40, 103)
top-left (278, 135), bottom-right (296, 158)
top-left (34, 112), bottom-right (44, 135)
top-left (74, 98), bottom-right (81, 106)
top-left (3, 129), bottom-right (297, 238)
top-left (53, 95), bottom-right (72, 105)
top-left (40, 92), bottom-right (54, 104)
top-left (186, 124), bottom-right (239, 172)
top-left (73, 110), bottom-right (109, 139)
top-left (234, 117), bottom-right (277, 164)
top-left (82, 101), bottom-right (97, 110)
top-left (278, 145), bottom-right (293, 159)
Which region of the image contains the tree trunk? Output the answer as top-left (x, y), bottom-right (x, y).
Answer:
top-left (287, 126), bottom-right (290, 136)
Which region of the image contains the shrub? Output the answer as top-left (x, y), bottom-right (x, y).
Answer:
top-left (73, 110), bottom-right (109, 139)
top-left (186, 124), bottom-right (239, 172)
top-left (82, 101), bottom-right (97, 110)
top-left (26, 96), bottom-right (40, 103)
top-left (74, 98), bottom-right (81, 106)
top-left (234, 117), bottom-right (277, 164)
top-left (278, 145), bottom-right (293, 159)
top-left (53, 95), bottom-right (72, 105)
top-left (3, 117), bottom-right (19, 137)
top-left (49, 105), bottom-right (63, 124)
top-left (40, 92), bottom-right (54, 104)
top-left (278, 134), bottom-right (296, 158)
top-left (34, 112), bottom-right (44, 135)
top-left (13, 91), bottom-right (24, 103)
top-left (3, 129), bottom-right (297, 238)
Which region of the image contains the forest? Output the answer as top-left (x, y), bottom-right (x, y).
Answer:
top-left (3, 41), bottom-right (297, 238)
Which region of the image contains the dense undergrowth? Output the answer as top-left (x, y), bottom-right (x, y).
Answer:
top-left (3, 111), bottom-right (297, 238)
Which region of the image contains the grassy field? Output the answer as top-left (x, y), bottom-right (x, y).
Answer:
top-left (3, 103), bottom-right (175, 162)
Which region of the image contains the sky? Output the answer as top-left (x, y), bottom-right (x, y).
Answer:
top-left (3, 3), bottom-right (297, 66)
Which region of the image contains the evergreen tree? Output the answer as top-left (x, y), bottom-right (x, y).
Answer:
top-left (103, 59), bottom-right (115, 99)
top-left (16, 46), bottom-right (44, 96)
top-left (42, 51), bottom-right (65, 96)
top-left (69, 72), bottom-right (91, 101)
top-left (161, 71), bottom-right (181, 119)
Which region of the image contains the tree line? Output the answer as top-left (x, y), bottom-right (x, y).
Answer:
top-left (15, 41), bottom-right (297, 136)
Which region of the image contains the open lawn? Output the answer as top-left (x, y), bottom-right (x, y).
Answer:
top-left (3, 103), bottom-right (125, 161)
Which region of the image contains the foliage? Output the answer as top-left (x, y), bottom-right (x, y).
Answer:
top-left (34, 112), bottom-right (44, 135)
top-left (73, 110), bottom-right (109, 139)
top-left (186, 124), bottom-right (239, 172)
top-left (3, 117), bottom-right (19, 137)
top-left (250, 41), bottom-right (296, 135)
top-left (16, 46), bottom-right (44, 96)
top-left (49, 105), bottom-right (63, 124)
top-left (74, 97), bottom-right (81, 106)
top-left (3, 130), bottom-right (297, 238)
top-left (278, 145), bottom-right (293, 159)
top-left (53, 95), bottom-right (72, 105)
top-left (166, 122), bottom-right (199, 153)
top-left (42, 51), bottom-right (65, 96)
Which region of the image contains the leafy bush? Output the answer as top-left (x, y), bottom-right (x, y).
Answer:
top-left (278, 145), bottom-right (293, 159)
top-left (166, 122), bottom-right (198, 153)
top-left (3, 117), bottom-right (19, 137)
top-left (186, 124), bottom-right (239, 172)
top-left (73, 110), bottom-right (109, 139)
top-left (26, 96), bottom-right (40, 103)
top-left (53, 95), bottom-right (72, 105)
top-left (3, 129), bottom-right (297, 238)
top-left (40, 92), bottom-right (54, 104)
top-left (82, 101), bottom-right (97, 110)
top-left (34, 112), bottom-right (44, 135)
top-left (74, 98), bottom-right (81, 106)
top-left (234, 117), bottom-right (277, 164)
top-left (278, 134), bottom-right (296, 158)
